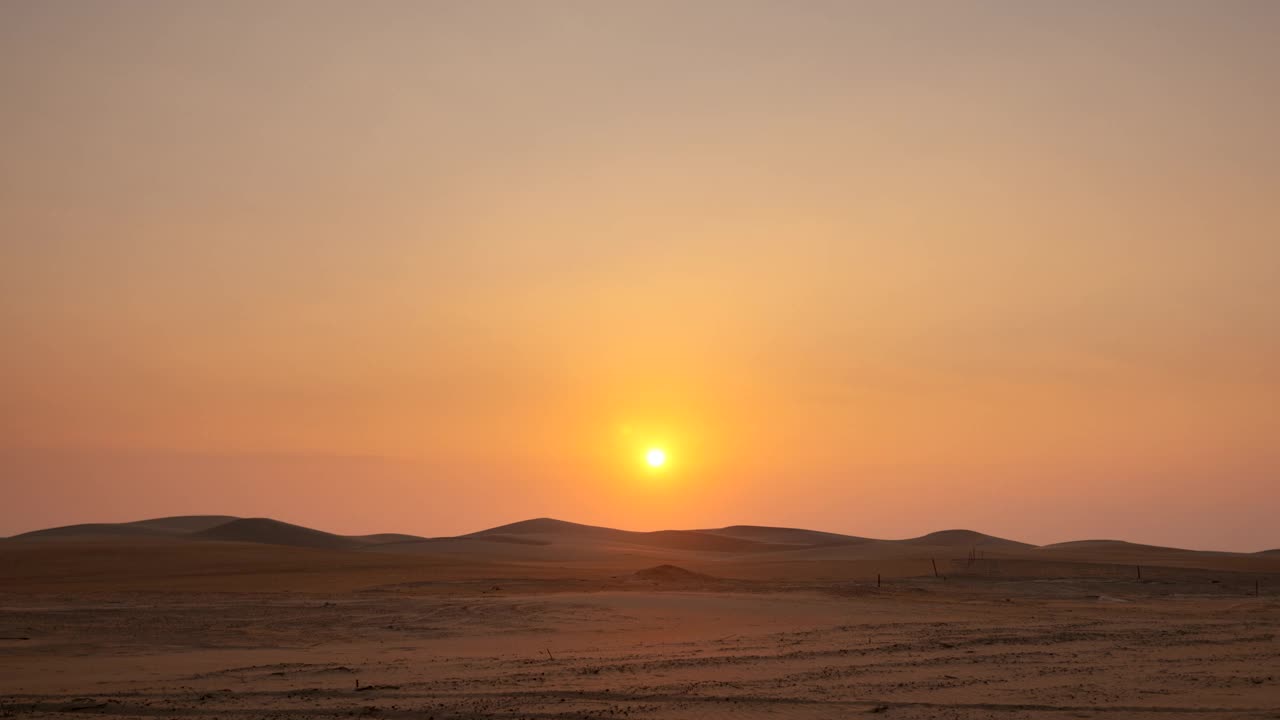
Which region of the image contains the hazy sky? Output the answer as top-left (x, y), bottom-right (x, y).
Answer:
top-left (3, 1), bottom-right (1277, 550)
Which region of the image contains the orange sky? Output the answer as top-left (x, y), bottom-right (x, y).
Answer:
top-left (2, 2), bottom-right (1278, 550)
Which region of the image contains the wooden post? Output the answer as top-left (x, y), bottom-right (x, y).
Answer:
top-left (1136, 565), bottom-right (1142, 580)
top-left (931, 558), bottom-right (939, 578)
top-left (877, 573), bottom-right (881, 588)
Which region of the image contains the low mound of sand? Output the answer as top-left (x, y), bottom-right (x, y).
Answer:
top-left (904, 529), bottom-right (1033, 549)
top-left (1038, 539), bottom-right (1189, 553)
top-left (470, 517), bottom-right (780, 553)
top-left (130, 516), bottom-right (242, 533)
top-left (10, 523), bottom-right (176, 541)
top-left (632, 564), bottom-right (719, 587)
top-left (348, 533), bottom-right (429, 545)
top-left (470, 518), bottom-right (613, 538)
top-left (702, 525), bottom-right (871, 546)
top-left (636, 530), bottom-right (776, 552)
top-left (468, 534), bottom-right (552, 546)
top-left (10, 516), bottom-right (242, 541)
top-left (193, 518), bottom-right (358, 550)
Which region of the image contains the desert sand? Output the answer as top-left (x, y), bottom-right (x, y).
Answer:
top-left (2, 517), bottom-right (1278, 719)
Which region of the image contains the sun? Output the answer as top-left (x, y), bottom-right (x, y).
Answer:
top-left (645, 447), bottom-right (667, 468)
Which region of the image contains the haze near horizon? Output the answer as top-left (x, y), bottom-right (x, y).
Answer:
top-left (3, 1), bottom-right (1278, 551)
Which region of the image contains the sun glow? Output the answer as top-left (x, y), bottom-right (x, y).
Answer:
top-left (645, 448), bottom-right (667, 468)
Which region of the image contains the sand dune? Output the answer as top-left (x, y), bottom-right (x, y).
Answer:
top-left (699, 524), bottom-right (871, 546)
top-left (9, 522), bottom-right (178, 541)
top-left (6, 515), bottom-right (1278, 592)
top-left (193, 517), bottom-right (361, 550)
top-left (347, 532), bottom-right (430, 545)
top-left (630, 564), bottom-right (725, 589)
top-left (9, 516), bottom-right (1278, 575)
top-left (7, 515), bottom-right (429, 551)
top-left (1027, 538), bottom-right (1276, 575)
top-left (375, 536), bottom-right (590, 563)
top-left (14, 515), bottom-right (1273, 565)
top-left (1039, 538), bottom-right (1207, 553)
top-left (10, 515), bottom-right (244, 541)
top-left (466, 533), bottom-right (552, 545)
top-left (469, 517), bottom-right (782, 553)
top-left (128, 515), bottom-right (242, 532)
top-left (902, 528), bottom-right (1034, 548)
top-left (470, 517), bottom-right (620, 538)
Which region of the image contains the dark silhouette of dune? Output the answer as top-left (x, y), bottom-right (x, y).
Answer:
top-left (11, 523), bottom-right (176, 540)
top-left (193, 518), bottom-right (359, 550)
top-left (903, 529), bottom-right (1033, 549)
top-left (1036, 539), bottom-right (1252, 561)
top-left (632, 564), bottom-right (720, 587)
top-left (5, 516), bottom-right (430, 550)
top-left (129, 515), bottom-right (241, 533)
top-left (470, 518), bottom-right (620, 539)
top-left (10, 515), bottom-right (1274, 572)
top-left (470, 517), bottom-right (779, 552)
top-left (350, 533), bottom-right (428, 544)
top-left (10, 515), bottom-right (240, 541)
top-left (1039, 539), bottom-right (1184, 552)
top-left (466, 534), bottom-right (553, 546)
top-left (701, 525), bottom-right (871, 546)
top-left (7, 513), bottom-right (1279, 594)
top-left (638, 530), bottom-right (780, 552)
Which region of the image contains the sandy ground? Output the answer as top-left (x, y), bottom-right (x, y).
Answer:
top-left (3, 578), bottom-right (1278, 719)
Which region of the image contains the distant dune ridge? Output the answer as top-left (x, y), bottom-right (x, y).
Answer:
top-left (3, 514), bottom-right (1279, 593)
top-left (130, 515), bottom-right (243, 533)
top-left (8, 515), bottom-right (428, 548)
top-left (699, 525), bottom-right (872, 546)
top-left (192, 518), bottom-right (362, 550)
top-left (902, 529), bottom-right (1033, 549)
top-left (1038, 539), bottom-right (1210, 553)
top-left (466, 517), bottom-right (781, 553)
top-left (468, 517), bottom-right (773, 552)
top-left (11, 515), bottom-right (241, 540)
top-left (3, 515), bottom-right (1272, 557)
